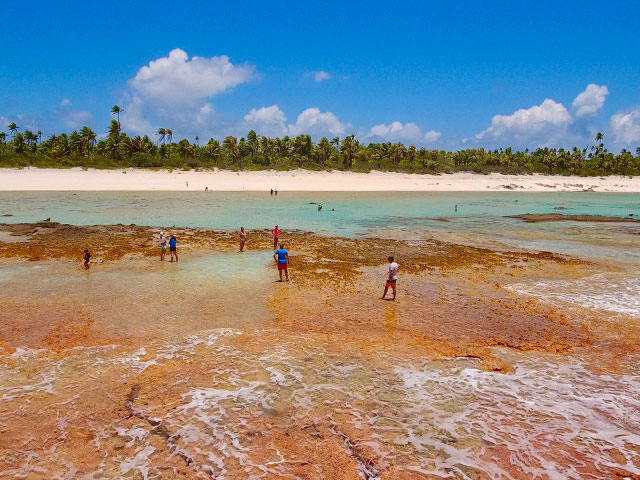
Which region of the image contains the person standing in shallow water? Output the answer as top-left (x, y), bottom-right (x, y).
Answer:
top-left (381, 256), bottom-right (398, 300)
top-left (159, 233), bottom-right (167, 261)
top-left (83, 249), bottom-right (91, 270)
top-left (169, 235), bottom-right (178, 262)
top-left (272, 225), bottom-right (281, 250)
top-left (273, 243), bottom-right (289, 282)
top-left (239, 227), bottom-right (246, 252)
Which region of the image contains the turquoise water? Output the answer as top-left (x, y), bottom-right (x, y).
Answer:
top-left (2, 191), bottom-right (640, 262)
top-left (1, 191), bottom-right (639, 234)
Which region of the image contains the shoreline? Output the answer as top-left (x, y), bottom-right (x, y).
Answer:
top-left (1, 167), bottom-right (640, 192)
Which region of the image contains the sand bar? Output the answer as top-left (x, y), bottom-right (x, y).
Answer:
top-left (1, 167), bottom-right (640, 191)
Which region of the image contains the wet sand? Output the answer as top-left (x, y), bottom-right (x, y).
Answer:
top-left (1, 223), bottom-right (639, 479)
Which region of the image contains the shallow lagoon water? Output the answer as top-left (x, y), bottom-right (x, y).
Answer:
top-left (2, 191), bottom-right (640, 265)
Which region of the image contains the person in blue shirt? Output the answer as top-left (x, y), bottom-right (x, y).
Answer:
top-left (273, 243), bottom-right (289, 282)
top-left (169, 235), bottom-right (178, 262)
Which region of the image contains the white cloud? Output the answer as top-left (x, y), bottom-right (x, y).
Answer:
top-left (610, 108), bottom-right (640, 144)
top-left (424, 129), bottom-right (441, 142)
top-left (243, 105), bottom-right (287, 136)
top-left (241, 106), bottom-right (348, 138)
top-left (475, 99), bottom-right (571, 141)
top-left (287, 108), bottom-right (348, 137)
top-left (312, 71), bottom-right (331, 83)
top-left (62, 110), bottom-right (93, 129)
top-left (572, 84), bottom-right (609, 118)
top-left (367, 121), bottom-right (441, 143)
top-left (122, 48), bottom-right (255, 136)
top-left (130, 48), bottom-right (254, 108)
top-left (60, 98), bottom-right (71, 107)
top-left (120, 96), bottom-right (153, 135)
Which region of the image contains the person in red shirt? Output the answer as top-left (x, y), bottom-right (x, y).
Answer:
top-left (272, 225), bottom-right (281, 250)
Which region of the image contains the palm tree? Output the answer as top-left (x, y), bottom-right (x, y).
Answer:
top-left (37, 130), bottom-right (42, 145)
top-left (0, 132), bottom-right (6, 144)
top-left (156, 128), bottom-right (166, 145)
top-left (222, 136), bottom-right (240, 166)
top-left (80, 126), bottom-right (97, 156)
top-left (111, 105), bottom-right (122, 124)
top-left (317, 137), bottom-right (332, 166)
top-left (8, 122), bottom-right (18, 137)
top-left (12, 132), bottom-right (25, 153)
top-left (165, 129), bottom-right (173, 144)
top-left (340, 135), bottom-right (358, 170)
top-left (24, 130), bottom-right (36, 147)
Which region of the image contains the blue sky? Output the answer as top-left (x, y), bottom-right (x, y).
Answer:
top-left (1, 0), bottom-right (640, 150)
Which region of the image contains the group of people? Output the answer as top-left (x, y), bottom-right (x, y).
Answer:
top-left (83, 224), bottom-right (397, 298)
top-left (159, 232), bottom-right (179, 262)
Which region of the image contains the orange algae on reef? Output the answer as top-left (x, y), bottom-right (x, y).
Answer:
top-left (0, 222), bottom-right (639, 479)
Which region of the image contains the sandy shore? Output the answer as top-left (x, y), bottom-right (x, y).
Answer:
top-left (1, 167), bottom-right (640, 191)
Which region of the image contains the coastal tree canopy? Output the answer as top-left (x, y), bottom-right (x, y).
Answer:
top-left (1, 119), bottom-right (639, 176)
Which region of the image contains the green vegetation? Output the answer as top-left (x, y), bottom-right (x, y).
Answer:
top-left (1, 106), bottom-right (639, 175)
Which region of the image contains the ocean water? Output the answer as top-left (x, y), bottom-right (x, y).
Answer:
top-left (2, 191), bottom-right (640, 263)
top-left (1, 190), bottom-right (639, 234)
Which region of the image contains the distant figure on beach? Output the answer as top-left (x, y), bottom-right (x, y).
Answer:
top-left (83, 249), bottom-right (91, 270)
top-left (205, 187), bottom-right (208, 191)
top-left (275, 189), bottom-right (278, 196)
top-left (381, 256), bottom-right (398, 300)
top-left (169, 235), bottom-right (178, 262)
top-left (272, 225), bottom-right (281, 250)
top-left (455, 204), bottom-right (458, 212)
top-left (318, 204), bottom-right (323, 211)
top-left (159, 233), bottom-right (167, 261)
top-left (273, 243), bottom-right (289, 282)
top-left (239, 227), bottom-right (246, 252)
top-left (270, 189), bottom-right (273, 196)
top-left (186, 181), bottom-right (189, 188)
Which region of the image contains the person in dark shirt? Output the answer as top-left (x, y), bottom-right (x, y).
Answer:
top-left (83, 249), bottom-right (91, 270)
top-left (169, 235), bottom-right (178, 262)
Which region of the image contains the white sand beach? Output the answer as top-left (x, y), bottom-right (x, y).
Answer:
top-left (1, 167), bottom-right (639, 192)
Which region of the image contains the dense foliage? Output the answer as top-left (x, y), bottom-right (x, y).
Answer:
top-left (1, 109), bottom-right (639, 176)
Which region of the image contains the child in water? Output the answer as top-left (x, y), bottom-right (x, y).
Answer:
top-left (83, 249), bottom-right (91, 270)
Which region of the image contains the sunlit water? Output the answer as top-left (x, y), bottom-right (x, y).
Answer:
top-left (1, 191), bottom-right (640, 478)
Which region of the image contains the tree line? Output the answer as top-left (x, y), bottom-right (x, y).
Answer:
top-left (1, 106), bottom-right (639, 176)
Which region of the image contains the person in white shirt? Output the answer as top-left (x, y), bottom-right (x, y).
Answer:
top-left (382, 256), bottom-right (398, 300)
top-left (159, 233), bottom-right (167, 261)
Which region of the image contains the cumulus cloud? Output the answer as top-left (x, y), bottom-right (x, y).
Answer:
top-left (610, 108), bottom-right (640, 144)
top-left (60, 98), bottom-right (71, 107)
top-left (572, 84), bottom-right (609, 118)
top-left (424, 129), bottom-right (441, 142)
top-left (287, 108), bottom-right (348, 137)
top-left (241, 105), bottom-right (348, 138)
top-left (130, 48), bottom-right (254, 108)
top-left (243, 105), bottom-right (287, 136)
top-left (475, 99), bottom-right (571, 141)
top-left (122, 48), bottom-right (255, 136)
top-left (312, 71), bottom-right (331, 82)
top-left (367, 121), bottom-right (441, 143)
